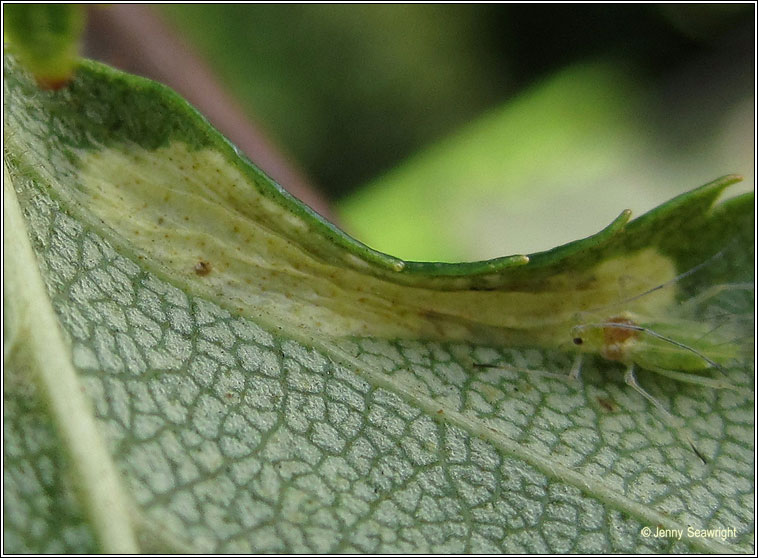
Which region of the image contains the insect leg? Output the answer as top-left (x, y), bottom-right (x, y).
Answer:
top-left (623, 365), bottom-right (707, 464)
top-left (569, 354), bottom-right (583, 381)
top-left (646, 366), bottom-right (750, 394)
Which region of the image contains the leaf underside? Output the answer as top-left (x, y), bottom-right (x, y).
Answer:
top-left (3, 55), bottom-right (754, 553)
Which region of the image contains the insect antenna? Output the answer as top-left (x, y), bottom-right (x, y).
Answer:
top-left (690, 443), bottom-right (707, 465)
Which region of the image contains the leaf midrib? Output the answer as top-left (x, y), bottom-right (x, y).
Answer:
top-left (4, 167), bottom-right (138, 553)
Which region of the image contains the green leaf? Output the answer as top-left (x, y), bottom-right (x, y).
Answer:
top-left (4, 54), bottom-right (754, 553)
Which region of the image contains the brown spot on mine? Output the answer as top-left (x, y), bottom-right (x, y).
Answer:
top-left (194, 260), bottom-right (212, 276)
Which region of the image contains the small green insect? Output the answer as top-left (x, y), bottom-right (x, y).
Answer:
top-left (569, 312), bottom-right (750, 462)
top-left (479, 243), bottom-right (754, 463)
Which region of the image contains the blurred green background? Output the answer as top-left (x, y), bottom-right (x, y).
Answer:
top-left (153, 5), bottom-right (753, 259)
